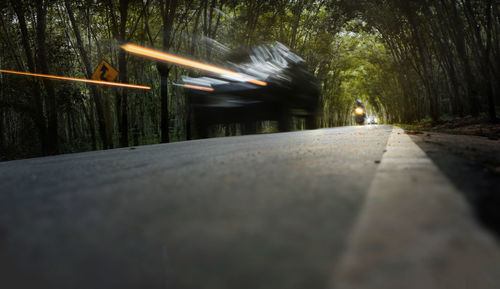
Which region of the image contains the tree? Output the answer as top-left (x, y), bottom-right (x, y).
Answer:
top-left (64, 0), bottom-right (113, 149)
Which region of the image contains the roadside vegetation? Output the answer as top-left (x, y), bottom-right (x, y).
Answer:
top-left (0, 0), bottom-right (498, 160)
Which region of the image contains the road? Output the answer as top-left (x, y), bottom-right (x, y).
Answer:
top-left (1, 125), bottom-right (499, 289)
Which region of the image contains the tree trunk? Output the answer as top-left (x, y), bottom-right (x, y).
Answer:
top-left (64, 0), bottom-right (111, 148)
top-left (289, 2), bottom-right (304, 50)
top-left (109, 0), bottom-right (130, 147)
top-left (404, 2), bottom-right (439, 122)
top-left (158, 0), bottom-right (179, 143)
top-left (461, 0), bottom-right (484, 116)
top-left (10, 0), bottom-right (48, 154)
top-left (158, 64), bottom-right (170, 143)
top-left (36, 1), bottom-right (58, 154)
top-left (82, 102), bottom-right (97, 150)
top-left (0, 77), bottom-right (3, 153)
top-left (483, 1), bottom-right (497, 122)
top-left (117, 49), bottom-right (129, 147)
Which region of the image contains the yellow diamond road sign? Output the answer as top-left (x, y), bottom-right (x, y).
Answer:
top-left (92, 60), bottom-right (118, 82)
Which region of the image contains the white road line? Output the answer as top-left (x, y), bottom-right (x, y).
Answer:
top-left (333, 126), bottom-right (500, 289)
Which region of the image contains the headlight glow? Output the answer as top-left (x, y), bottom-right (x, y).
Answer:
top-left (354, 107), bottom-right (365, 116)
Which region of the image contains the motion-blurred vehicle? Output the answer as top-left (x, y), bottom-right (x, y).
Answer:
top-left (183, 42), bottom-right (320, 138)
top-left (353, 99), bottom-right (366, 125)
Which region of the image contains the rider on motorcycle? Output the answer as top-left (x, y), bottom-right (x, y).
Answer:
top-left (353, 99), bottom-right (367, 125)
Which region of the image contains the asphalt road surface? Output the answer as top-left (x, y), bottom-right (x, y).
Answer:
top-left (1, 125), bottom-right (497, 289)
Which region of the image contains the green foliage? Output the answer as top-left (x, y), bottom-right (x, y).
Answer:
top-left (0, 0), bottom-right (499, 160)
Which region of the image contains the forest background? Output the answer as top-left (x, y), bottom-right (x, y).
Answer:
top-left (0, 0), bottom-right (499, 160)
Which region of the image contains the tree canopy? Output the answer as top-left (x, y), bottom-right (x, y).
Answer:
top-left (0, 0), bottom-right (498, 159)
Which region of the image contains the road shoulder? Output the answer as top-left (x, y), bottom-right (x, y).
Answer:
top-left (410, 132), bottom-right (500, 237)
top-left (333, 126), bottom-right (500, 289)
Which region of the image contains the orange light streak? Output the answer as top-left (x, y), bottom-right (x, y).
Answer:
top-left (121, 44), bottom-right (267, 86)
top-left (0, 69), bottom-right (151, 90)
top-left (181, 84), bottom-right (214, 92)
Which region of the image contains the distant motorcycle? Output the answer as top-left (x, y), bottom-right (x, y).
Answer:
top-left (353, 100), bottom-right (366, 125)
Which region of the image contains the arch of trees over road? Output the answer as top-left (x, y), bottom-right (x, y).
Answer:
top-left (0, 0), bottom-right (498, 160)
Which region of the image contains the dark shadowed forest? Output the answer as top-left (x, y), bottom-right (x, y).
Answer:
top-left (0, 0), bottom-right (499, 160)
